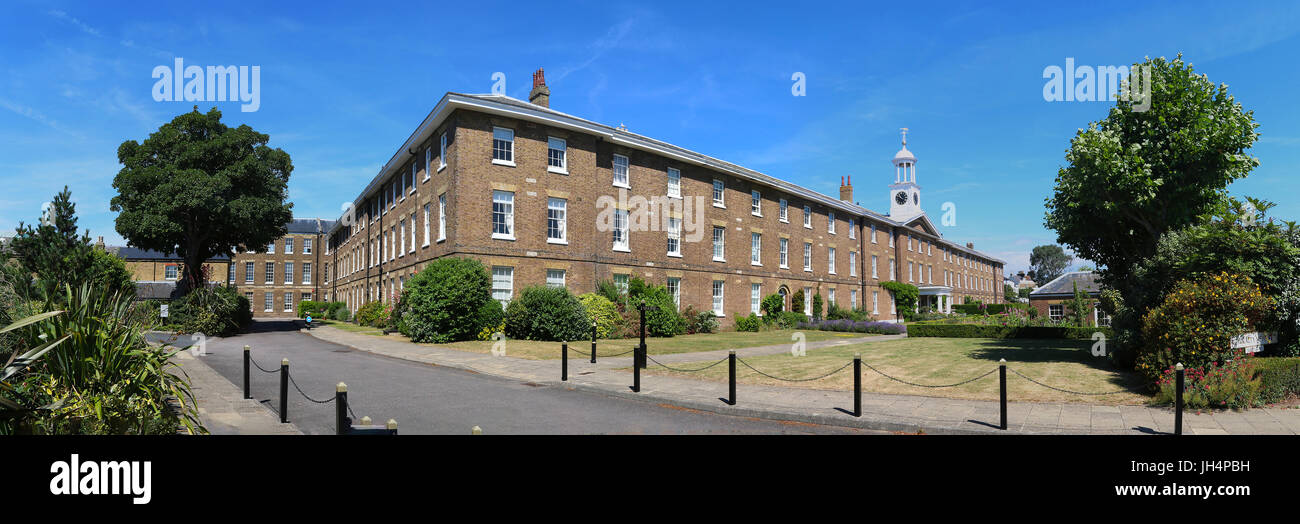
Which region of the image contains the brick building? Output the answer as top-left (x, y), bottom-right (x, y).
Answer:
top-left (324, 69), bottom-right (1004, 323)
top-left (1029, 271), bottom-right (1108, 327)
top-left (115, 218), bottom-right (334, 317)
top-left (230, 218), bottom-right (334, 317)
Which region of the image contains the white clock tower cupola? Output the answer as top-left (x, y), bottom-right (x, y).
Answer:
top-left (888, 127), bottom-right (922, 221)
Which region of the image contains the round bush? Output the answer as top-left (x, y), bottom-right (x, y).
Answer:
top-left (172, 286), bottom-right (250, 336)
top-left (354, 301), bottom-right (387, 327)
top-left (475, 299), bottom-right (505, 340)
top-left (504, 285), bottom-right (588, 341)
top-left (401, 257), bottom-right (492, 343)
top-left (1139, 272), bottom-right (1274, 382)
top-left (635, 286), bottom-right (685, 337)
top-left (578, 293), bottom-right (620, 339)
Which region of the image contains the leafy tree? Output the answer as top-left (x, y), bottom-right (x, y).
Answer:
top-left (1004, 284), bottom-right (1018, 303)
top-left (811, 293), bottom-right (824, 321)
top-left (790, 289), bottom-right (806, 315)
top-left (1064, 281), bottom-right (1092, 327)
top-left (1017, 287), bottom-right (1032, 300)
top-left (401, 257), bottom-right (492, 343)
top-left (1044, 55), bottom-right (1259, 291)
top-left (111, 107), bottom-right (293, 291)
top-left (760, 293), bottom-right (784, 318)
top-left (881, 281), bottom-right (919, 321)
top-left (10, 187), bottom-right (133, 301)
top-left (1028, 244), bottom-right (1072, 284)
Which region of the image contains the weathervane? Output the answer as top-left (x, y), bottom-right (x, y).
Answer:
top-left (900, 127), bottom-right (909, 146)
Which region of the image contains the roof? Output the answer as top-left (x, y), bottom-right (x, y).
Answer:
top-left (328, 91), bottom-right (1004, 265)
top-left (134, 281), bottom-right (178, 300)
top-left (287, 218), bottom-right (336, 234)
top-left (1029, 271), bottom-right (1102, 297)
top-left (113, 246), bottom-right (231, 261)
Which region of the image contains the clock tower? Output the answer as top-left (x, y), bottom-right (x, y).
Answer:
top-left (888, 127), bottom-right (922, 221)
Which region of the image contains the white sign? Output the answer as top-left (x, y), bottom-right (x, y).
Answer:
top-left (159, 304), bottom-right (169, 318)
top-left (1230, 332), bottom-right (1277, 354)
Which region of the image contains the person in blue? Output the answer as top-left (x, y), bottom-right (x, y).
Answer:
top-left (306, 314), bottom-right (313, 326)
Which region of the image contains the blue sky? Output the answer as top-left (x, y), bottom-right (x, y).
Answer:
top-left (2, 1), bottom-right (1299, 274)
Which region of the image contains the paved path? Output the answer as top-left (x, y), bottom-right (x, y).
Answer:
top-left (576, 333), bottom-right (907, 370)
top-left (170, 348), bottom-right (301, 435)
top-left (307, 324), bottom-right (1300, 435)
top-left (172, 321), bottom-right (880, 435)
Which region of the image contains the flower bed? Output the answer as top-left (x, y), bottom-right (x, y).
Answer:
top-left (796, 319), bottom-right (906, 335)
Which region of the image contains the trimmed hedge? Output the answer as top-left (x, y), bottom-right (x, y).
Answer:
top-left (1254, 357), bottom-right (1300, 405)
top-left (907, 322), bottom-right (1113, 339)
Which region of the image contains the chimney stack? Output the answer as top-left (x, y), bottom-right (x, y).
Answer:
top-left (839, 175), bottom-right (853, 203)
top-left (529, 68), bottom-right (550, 108)
top-left (966, 242), bottom-right (974, 249)
top-left (95, 236), bottom-right (105, 250)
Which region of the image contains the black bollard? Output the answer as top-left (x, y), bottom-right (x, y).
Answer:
top-left (728, 350), bottom-right (736, 405)
top-left (335, 382), bottom-right (349, 435)
top-left (562, 343), bottom-right (568, 382)
top-left (853, 354), bottom-right (861, 417)
top-left (279, 358), bottom-right (289, 424)
top-left (1174, 363), bottom-right (1185, 436)
top-left (638, 307), bottom-right (647, 369)
top-left (631, 344), bottom-right (641, 393)
top-left (591, 321), bottom-right (597, 364)
top-left (242, 345), bottom-right (251, 400)
top-left (999, 359), bottom-right (1007, 430)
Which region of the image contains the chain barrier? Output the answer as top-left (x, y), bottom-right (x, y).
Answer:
top-left (286, 371), bottom-right (336, 404)
top-left (737, 357), bottom-right (852, 382)
top-left (1008, 368), bottom-right (1126, 396)
top-left (645, 354), bottom-right (730, 373)
top-left (859, 360), bottom-right (997, 388)
top-left (248, 354), bottom-right (281, 374)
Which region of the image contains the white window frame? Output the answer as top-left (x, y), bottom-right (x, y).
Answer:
top-left (409, 212), bottom-right (416, 253)
top-left (667, 217), bottom-right (682, 257)
top-left (779, 238), bottom-right (789, 269)
top-left (425, 146), bottom-right (433, 180)
top-left (265, 262), bottom-right (274, 285)
top-left (492, 190), bottom-right (515, 240)
top-left (849, 251), bottom-right (857, 277)
top-left (750, 232), bottom-right (762, 266)
top-left (437, 193), bottom-right (447, 242)
top-left (264, 292), bottom-right (273, 313)
top-left (1049, 304), bottom-right (1064, 322)
top-left (547, 137), bottom-right (567, 174)
top-left (667, 167), bottom-right (681, 198)
top-left (871, 224), bottom-right (877, 244)
top-left (803, 243), bottom-right (812, 272)
top-left (712, 179), bottom-right (725, 207)
top-left (244, 262), bottom-right (254, 284)
top-left (303, 262), bottom-right (312, 285)
top-left (285, 238), bottom-right (294, 254)
top-left (423, 203), bottom-right (431, 247)
top-left (712, 280), bottom-right (725, 317)
top-left (751, 190), bottom-right (762, 216)
top-left (438, 132), bottom-right (447, 172)
top-left (828, 211), bottom-right (836, 234)
top-left (399, 219), bottom-right (406, 256)
top-left (849, 219), bottom-right (856, 239)
top-left (667, 277), bottom-right (681, 308)
top-left (871, 255), bottom-right (878, 278)
top-left (547, 197), bottom-right (568, 245)
top-left (492, 266), bottom-right (514, 307)
top-left (803, 205), bottom-right (811, 228)
top-left (613, 154), bottom-right (630, 188)
top-left (546, 269), bottom-right (566, 289)
top-left (828, 247), bottom-right (836, 274)
top-left (491, 127), bottom-right (515, 166)
top-left (284, 262), bottom-right (294, 285)
top-left (779, 198), bottom-right (788, 222)
top-left (304, 238), bottom-right (313, 254)
top-left (712, 226), bottom-right (726, 262)
top-left (612, 208), bottom-right (630, 252)
top-left (751, 283), bottom-right (762, 315)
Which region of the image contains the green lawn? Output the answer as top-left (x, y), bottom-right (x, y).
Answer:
top-left (642, 337), bottom-right (1150, 404)
top-left (320, 322), bottom-right (873, 360)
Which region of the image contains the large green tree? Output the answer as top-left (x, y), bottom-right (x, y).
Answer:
top-left (1044, 55), bottom-right (1259, 289)
top-left (111, 107), bottom-right (293, 290)
top-left (1028, 244), bottom-right (1072, 284)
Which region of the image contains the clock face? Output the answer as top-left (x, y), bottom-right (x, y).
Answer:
top-left (895, 191), bottom-right (908, 205)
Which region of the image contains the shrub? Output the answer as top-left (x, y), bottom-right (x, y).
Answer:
top-left (330, 305), bottom-right (351, 322)
top-left (761, 293), bottom-right (784, 318)
top-left (797, 319), bottom-right (906, 335)
top-left (681, 305), bottom-right (718, 335)
top-left (355, 301), bottom-right (386, 327)
top-left (734, 312), bottom-right (762, 332)
top-left (1138, 272), bottom-right (1274, 383)
top-left (578, 293), bottom-right (620, 339)
top-left (504, 285), bottom-right (589, 341)
top-left (881, 281), bottom-right (920, 321)
top-left (596, 279), bottom-right (625, 306)
top-left (1253, 357), bottom-right (1300, 405)
top-left (297, 300), bottom-right (325, 319)
top-left (773, 311), bottom-right (806, 329)
top-left (905, 322), bottom-right (1111, 339)
top-left (811, 294), bottom-right (824, 320)
top-left (401, 257), bottom-right (493, 343)
top-left (4, 284), bottom-right (201, 434)
top-left (171, 286), bottom-right (250, 336)
top-left (1154, 351), bottom-right (1261, 410)
top-left (790, 290), bottom-right (805, 317)
top-left (636, 285), bottom-right (685, 337)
